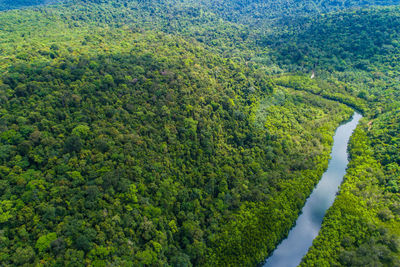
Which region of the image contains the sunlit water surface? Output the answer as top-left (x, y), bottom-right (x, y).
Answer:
top-left (263, 112), bottom-right (362, 267)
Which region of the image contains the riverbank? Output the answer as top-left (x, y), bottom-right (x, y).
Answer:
top-left (263, 112), bottom-right (362, 267)
top-left (300, 116), bottom-right (400, 266)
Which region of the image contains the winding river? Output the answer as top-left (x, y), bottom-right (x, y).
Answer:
top-left (263, 112), bottom-right (362, 267)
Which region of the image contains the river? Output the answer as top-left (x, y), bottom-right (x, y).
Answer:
top-left (263, 112), bottom-right (362, 267)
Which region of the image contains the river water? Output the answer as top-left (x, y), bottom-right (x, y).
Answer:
top-left (263, 112), bottom-right (362, 267)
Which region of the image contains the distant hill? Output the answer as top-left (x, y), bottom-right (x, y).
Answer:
top-left (194, 0), bottom-right (400, 24)
top-left (0, 0), bottom-right (61, 11)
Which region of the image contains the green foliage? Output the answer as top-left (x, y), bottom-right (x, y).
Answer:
top-left (0, 7), bottom-right (352, 264)
top-left (301, 126), bottom-right (400, 266)
top-left (71, 125), bottom-right (90, 139)
top-left (35, 233), bottom-right (57, 253)
top-left (1, 0), bottom-right (400, 266)
top-left (0, 200), bottom-right (14, 223)
top-left (0, 0), bottom-right (61, 11)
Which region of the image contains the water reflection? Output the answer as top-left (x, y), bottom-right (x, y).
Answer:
top-left (263, 112), bottom-right (362, 267)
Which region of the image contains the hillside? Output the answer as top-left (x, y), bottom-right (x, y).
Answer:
top-left (0, 6), bottom-right (353, 266)
top-left (193, 0), bottom-right (400, 25)
top-left (0, 0), bottom-right (61, 10)
top-left (262, 7), bottom-right (400, 266)
top-left (0, 0), bottom-right (400, 266)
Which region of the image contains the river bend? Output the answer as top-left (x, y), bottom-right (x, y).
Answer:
top-left (263, 112), bottom-right (362, 267)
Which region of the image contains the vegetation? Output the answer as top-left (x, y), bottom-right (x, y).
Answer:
top-left (0, 0), bottom-right (400, 266)
top-left (301, 121), bottom-right (400, 266)
top-left (265, 6), bottom-right (400, 267)
top-left (0, 5), bottom-right (354, 266)
top-left (0, 0), bottom-right (61, 11)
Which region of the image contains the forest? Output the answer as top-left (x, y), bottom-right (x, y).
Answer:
top-left (0, 0), bottom-right (399, 266)
top-left (0, 0), bottom-right (61, 11)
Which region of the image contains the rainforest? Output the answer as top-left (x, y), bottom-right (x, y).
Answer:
top-left (0, 0), bottom-right (399, 266)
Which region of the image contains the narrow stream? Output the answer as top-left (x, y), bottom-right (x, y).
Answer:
top-left (263, 112), bottom-right (362, 267)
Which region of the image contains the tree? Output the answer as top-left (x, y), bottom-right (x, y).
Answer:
top-left (35, 232), bottom-right (58, 253)
top-left (64, 135), bottom-right (82, 153)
